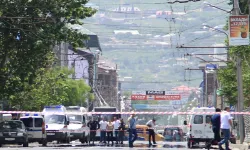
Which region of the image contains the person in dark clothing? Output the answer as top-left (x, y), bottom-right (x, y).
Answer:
top-left (146, 118), bottom-right (156, 146)
top-left (118, 118), bottom-right (126, 144)
top-left (87, 117), bottom-right (100, 145)
top-left (211, 108), bottom-right (221, 144)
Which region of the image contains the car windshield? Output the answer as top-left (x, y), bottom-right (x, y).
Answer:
top-left (0, 121), bottom-right (22, 129)
top-left (68, 115), bottom-right (83, 124)
top-left (45, 115), bottom-right (65, 124)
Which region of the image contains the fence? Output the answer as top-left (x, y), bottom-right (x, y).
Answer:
top-left (243, 107), bottom-right (250, 142)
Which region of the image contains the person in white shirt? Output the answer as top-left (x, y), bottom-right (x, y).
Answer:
top-left (99, 117), bottom-right (108, 143)
top-left (146, 118), bottom-right (156, 146)
top-left (218, 106), bottom-right (232, 150)
top-left (113, 117), bottom-right (120, 144)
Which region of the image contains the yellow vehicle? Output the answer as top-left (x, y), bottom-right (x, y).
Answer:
top-left (125, 125), bottom-right (164, 141)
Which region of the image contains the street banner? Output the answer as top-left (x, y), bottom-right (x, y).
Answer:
top-left (146, 91), bottom-right (165, 95)
top-left (131, 90), bottom-right (184, 110)
top-left (229, 15), bottom-right (249, 46)
top-left (131, 95), bottom-right (147, 100)
top-left (131, 95), bottom-right (181, 100)
top-left (154, 95), bottom-right (181, 100)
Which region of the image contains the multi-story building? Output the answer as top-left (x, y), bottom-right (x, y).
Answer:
top-left (54, 25), bottom-right (119, 111)
top-left (94, 56), bottom-right (119, 108)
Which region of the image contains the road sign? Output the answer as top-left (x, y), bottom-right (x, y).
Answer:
top-left (230, 105), bottom-right (235, 112)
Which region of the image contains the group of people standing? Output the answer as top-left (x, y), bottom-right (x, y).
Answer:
top-left (87, 113), bottom-right (157, 148)
top-left (87, 116), bottom-right (126, 146)
top-left (211, 106), bottom-right (233, 150)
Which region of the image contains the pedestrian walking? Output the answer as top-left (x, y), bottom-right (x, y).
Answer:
top-left (211, 108), bottom-right (222, 144)
top-left (146, 118), bottom-right (157, 146)
top-left (87, 117), bottom-right (100, 145)
top-left (128, 112), bottom-right (137, 148)
top-left (113, 117), bottom-right (120, 144)
top-left (106, 120), bottom-right (114, 146)
top-left (99, 117), bottom-right (108, 144)
top-left (118, 118), bottom-right (126, 144)
top-left (218, 106), bottom-right (233, 150)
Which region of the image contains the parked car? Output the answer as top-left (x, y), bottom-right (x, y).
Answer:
top-left (163, 127), bottom-right (184, 142)
top-left (124, 125), bottom-right (164, 141)
top-left (20, 114), bottom-right (47, 146)
top-left (66, 106), bottom-right (90, 144)
top-left (0, 120), bottom-right (29, 147)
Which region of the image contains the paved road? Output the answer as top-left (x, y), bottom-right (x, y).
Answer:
top-left (0, 141), bottom-right (216, 150)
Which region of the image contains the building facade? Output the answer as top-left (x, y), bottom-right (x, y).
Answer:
top-left (94, 57), bottom-right (119, 108)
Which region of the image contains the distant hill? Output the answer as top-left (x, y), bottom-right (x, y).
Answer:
top-left (84, 0), bottom-right (231, 91)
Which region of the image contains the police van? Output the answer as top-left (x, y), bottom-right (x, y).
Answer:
top-left (42, 105), bottom-right (71, 143)
top-left (66, 106), bottom-right (90, 143)
top-left (20, 114), bottom-right (47, 146)
top-left (184, 107), bottom-right (236, 149)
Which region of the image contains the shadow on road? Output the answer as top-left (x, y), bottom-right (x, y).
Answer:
top-left (50, 143), bottom-right (186, 148)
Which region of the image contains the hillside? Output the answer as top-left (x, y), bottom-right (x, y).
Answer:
top-left (83, 0), bottom-right (231, 91)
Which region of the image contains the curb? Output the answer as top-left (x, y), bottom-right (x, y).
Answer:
top-left (229, 142), bottom-right (249, 150)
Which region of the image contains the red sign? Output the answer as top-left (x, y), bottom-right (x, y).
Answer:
top-left (131, 95), bottom-right (147, 100)
top-left (154, 95), bottom-right (181, 100)
top-left (131, 95), bottom-right (181, 100)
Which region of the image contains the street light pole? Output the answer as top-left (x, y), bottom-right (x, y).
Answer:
top-left (232, 0), bottom-right (244, 144)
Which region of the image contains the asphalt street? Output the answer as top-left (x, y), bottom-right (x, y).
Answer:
top-left (0, 141), bottom-right (219, 150)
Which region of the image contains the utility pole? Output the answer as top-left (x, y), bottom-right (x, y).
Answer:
top-left (233, 0), bottom-right (245, 144)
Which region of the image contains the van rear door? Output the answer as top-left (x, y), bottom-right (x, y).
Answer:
top-left (204, 115), bottom-right (214, 139)
top-left (20, 117), bottom-right (34, 138)
top-left (34, 118), bottom-right (44, 139)
top-left (191, 115), bottom-right (204, 138)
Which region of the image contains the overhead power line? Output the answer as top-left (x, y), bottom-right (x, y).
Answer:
top-left (168, 0), bottom-right (201, 4)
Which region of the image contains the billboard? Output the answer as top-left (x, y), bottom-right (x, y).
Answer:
top-left (229, 15), bottom-right (249, 46)
top-left (131, 94), bottom-right (181, 101)
top-left (131, 91), bottom-right (181, 110)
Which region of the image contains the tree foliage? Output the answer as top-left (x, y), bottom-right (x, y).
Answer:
top-left (218, 46), bottom-right (250, 106)
top-left (9, 67), bottom-right (94, 111)
top-left (218, 1), bottom-right (250, 107)
top-left (0, 0), bottom-right (96, 108)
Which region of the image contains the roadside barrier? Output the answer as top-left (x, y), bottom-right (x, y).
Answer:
top-left (0, 111), bottom-right (249, 115)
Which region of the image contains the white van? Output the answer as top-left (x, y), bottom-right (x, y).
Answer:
top-left (66, 106), bottom-right (90, 143)
top-left (185, 107), bottom-right (215, 148)
top-left (184, 107), bottom-right (236, 149)
top-left (42, 105), bottom-right (71, 143)
top-left (20, 114), bottom-right (47, 146)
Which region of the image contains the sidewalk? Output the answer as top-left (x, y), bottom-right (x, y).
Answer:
top-left (217, 142), bottom-right (249, 150)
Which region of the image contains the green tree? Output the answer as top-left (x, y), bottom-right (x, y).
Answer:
top-left (218, 46), bottom-right (250, 106)
top-left (9, 67), bottom-right (93, 111)
top-left (218, 1), bottom-right (250, 107)
top-left (0, 0), bottom-right (96, 107)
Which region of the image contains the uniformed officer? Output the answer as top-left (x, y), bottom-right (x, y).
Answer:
top-left (87, 116), bottom-right (100, 145)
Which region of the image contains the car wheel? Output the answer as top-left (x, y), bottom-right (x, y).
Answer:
top-left (42, 139), bottom-right (47, 146)
top-left (23, 142), bottom-right (29, 147)
top-left (65, 136), bottom-right (70, 143)
top-left (0, 144), bottom-right (2, 147)
top-left (81, 136), bottom-right (86, 143)
top-left (23, 137), bottom-right (29, 147)
top-left (187, 141), bottom-right (193, 149)
top-left (85, 134), bottom-right (90, 143)
top-left (205, 141), bottom-right (212, 149)
top-left (230, 138), bottom-right (236, 144)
